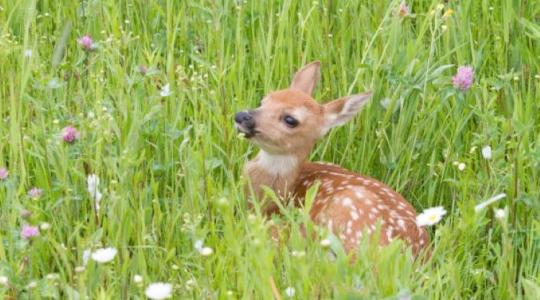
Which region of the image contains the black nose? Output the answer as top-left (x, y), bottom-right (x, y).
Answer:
top-left (234, 111), bottom-right (255, 129)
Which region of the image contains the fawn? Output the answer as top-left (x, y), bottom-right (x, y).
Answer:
top-left (234, 61), bottom-right (429, 257)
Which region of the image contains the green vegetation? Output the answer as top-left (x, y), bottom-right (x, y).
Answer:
top-left (1, 0), bottom-right (539, 298)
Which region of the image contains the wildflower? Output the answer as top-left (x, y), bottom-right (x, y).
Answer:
top-left (74, 266), bottom-right (85, 273)
top-left (87, 174), bottom-right (103, 211)
top-left (45, 273), bottom-right (59, 280)
top-left (24, 49), bottom-right (33, 58)
top-left (28, 187), bottom-right (43, 199)
top-left (481, 146), bottom-right (492, 159)
top-left (457, 162), bottom-right (466, 171)
top-left (145, 282), bottom-right (173, 300)
top-left (62, 126), bottom-right (80, 143)
top-left (78, 35), bottom-right (94, 50)
top-left (40, 222), bottom-right (51, 231)
top-left (91, 247), bottom-right (117, 264)
top-left (0, 276), bottom-right (8, 286)
top-left (133, 274), bottom-right (143, 284)
top-left (21, 224), bottom-right (40, 239)
top-left (291, 250), bottom-right (306, 258)
top-left (82, 249), bottom-right (91, 265)
top-left (494, 207), bottom-right (507, 220)
top-left (159, 84), bottom-right (171, 97)
top-left (26, 281), bottom-right (37, 289)
top-left (443, 8), bottom-right (454, 18)
top-left (416, 206), bottom-right (447, 226)
top-left (452, 66), bottom-right (474, 91)
top-left (47, 78), bottom-right (62, 89)
top-left (397, 2), bottom-right (410, 17)
top-left (474, 193), bottom-right (506, 212)
top-left (285, 287), bottom-right (296, 298)
top-left (0, 167), bottom-right (8, 180)
top-left (200, 247), bottom-right (213, 256)
top-left (320, 239), bottom-right (331, 247)
top-left (193, 240), bottom-right (204, 252)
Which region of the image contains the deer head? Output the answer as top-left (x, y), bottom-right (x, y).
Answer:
top-left (235, 61), bottom-right (373, 162)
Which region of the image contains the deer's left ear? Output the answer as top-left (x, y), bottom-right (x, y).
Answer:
top-left (321, 91), bottom-right (373, 135)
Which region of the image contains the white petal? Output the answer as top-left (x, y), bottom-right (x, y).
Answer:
top-left (91, 247), bottom-right (117, 263)
top-left (145, 282), bottom-right (173, 300)
top-left (481, 146), bottom-right (492, 159)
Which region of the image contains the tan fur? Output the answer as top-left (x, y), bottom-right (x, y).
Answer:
top-left (237, 61), bottom-right (429, 258)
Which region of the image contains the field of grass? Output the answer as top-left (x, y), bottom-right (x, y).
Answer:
top-left (1, 0), bottom-right (540, 298)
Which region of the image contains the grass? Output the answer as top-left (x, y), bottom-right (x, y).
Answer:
top-left (1, 0), bottom-right (540, 298)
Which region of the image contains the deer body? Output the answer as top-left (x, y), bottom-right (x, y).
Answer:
top-left (236, 62), bottom-right (429, 257)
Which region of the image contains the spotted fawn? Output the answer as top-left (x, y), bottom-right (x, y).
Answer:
top-left (234, 61), bottom-right (429, 257)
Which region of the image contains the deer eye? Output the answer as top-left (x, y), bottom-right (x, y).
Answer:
top-left (283, 115), bottom-right (299, 128)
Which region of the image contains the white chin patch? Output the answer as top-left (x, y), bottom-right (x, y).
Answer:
top-left (257, 151), bottom-right (298, 175)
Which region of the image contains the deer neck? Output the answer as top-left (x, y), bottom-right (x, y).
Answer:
top-left (245, 150), bottom-right (307, 206)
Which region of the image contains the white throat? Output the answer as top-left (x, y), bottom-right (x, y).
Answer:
top-left (256, 151), bottom-right (299, 176)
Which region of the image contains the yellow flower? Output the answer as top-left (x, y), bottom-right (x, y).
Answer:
top-left (443, 8), bottom-right (454, 18)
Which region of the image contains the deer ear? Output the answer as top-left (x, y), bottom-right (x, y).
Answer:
top-left (321, 91), bottom-right (373, 134)
top-left (290, 61), bottom-right (321, 95)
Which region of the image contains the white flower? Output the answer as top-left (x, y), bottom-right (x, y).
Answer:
top-left (133, 274), bottom-right (143, 284)
top-left (159, 84), bottom-right (171, 97)
top-left (46, 273), bottom-right (59, 280)
top-left (40, 222), bottom-right (51, 230)
top-left (87, 174), bottom-right (103, 211)
top-left (416, 206), bottom-right (447, 226)
top-left (26, 281), bottom-right (37, 289)
top-left (494, 208), bottom-right (507, 220)
top-left (284, 287), bottom-right (295, 297)
top-left (0, 276), bottom-right (8, 286)
top-left (320, 239), bottom-right (331, 247)
top-left (145, 282), bottom-right (173, 300)
top-left (474, 193), bottom-right (506, 212)
top-left (291, 250), bottom-right (305, 257)
top-left (74, 266), bottom-right (85, 273)
top-left (457, 162), bottom-right (466, 171)
top-left (24, 49), bottom-right (33, 57)
top-left (200, 247), bottom-right (213, 256)
top-left (91, 247), bottom-right (117, 264)
top-left (82, 249), bottom-right (91, 265)
top-left (481, 146), bottom-right (492, 159)
top-left (193, 240), bottom-right (204, 251)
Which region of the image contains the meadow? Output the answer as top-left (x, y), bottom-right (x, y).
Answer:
top-left (1, 0), bottom-right (540, 299)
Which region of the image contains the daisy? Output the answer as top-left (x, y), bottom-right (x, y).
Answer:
top-left (145, 282), bottom-right (173, 300)
top-left (91, 247), bottom-right (117, 264)
top-left (416, 206), bottom-right (447, 226)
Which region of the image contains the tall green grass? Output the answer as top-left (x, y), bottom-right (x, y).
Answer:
top-left (1, 0), bottom-right (539, 298)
